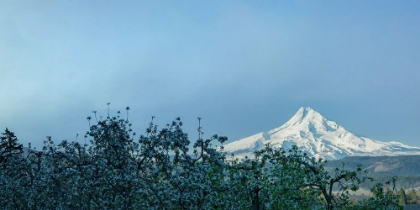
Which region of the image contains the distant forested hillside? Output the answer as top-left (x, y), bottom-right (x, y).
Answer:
top-left (326, 155), bottom-right (420, 189)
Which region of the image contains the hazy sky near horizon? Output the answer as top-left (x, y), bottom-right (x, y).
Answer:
top-left (1, 1), bottom-right (419, 149)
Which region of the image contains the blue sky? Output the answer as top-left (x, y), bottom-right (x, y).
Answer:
top-left (1, 1), bottom-right (419, 149)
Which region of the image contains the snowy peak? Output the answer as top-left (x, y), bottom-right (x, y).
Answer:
top-left (284, 107), bottom-right (338, 128)
top-left (269, 107), bottom-right (342, 138)
top-left (223, 107), bottom-right (420, 160)
top-left (287, 107), bottom-right (320, 125)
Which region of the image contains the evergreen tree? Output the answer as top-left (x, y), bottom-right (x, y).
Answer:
top-left (0, 128), bottom-right (23, 169)
top-left (0, 128), bottom-right (25, 208)
top-left (397, 188), bottom-right (407, 205)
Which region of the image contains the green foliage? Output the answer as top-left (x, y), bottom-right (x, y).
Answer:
top-left (0, 128), bottom-right (23, 168)
top-left (347, 178), bottom-right (402, 210)
top-left (0, 107), bottom-right (403, 209)
top-left (397, 188), bottom-right (407, 205)
top-left (407, 189), bottom-right (419, 204)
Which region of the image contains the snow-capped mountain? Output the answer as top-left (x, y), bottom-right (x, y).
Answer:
top-left (223, 107), bottom-right (420, 160)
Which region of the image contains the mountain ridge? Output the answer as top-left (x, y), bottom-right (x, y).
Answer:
top-left (223, 107), bottom-right (420, 160)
